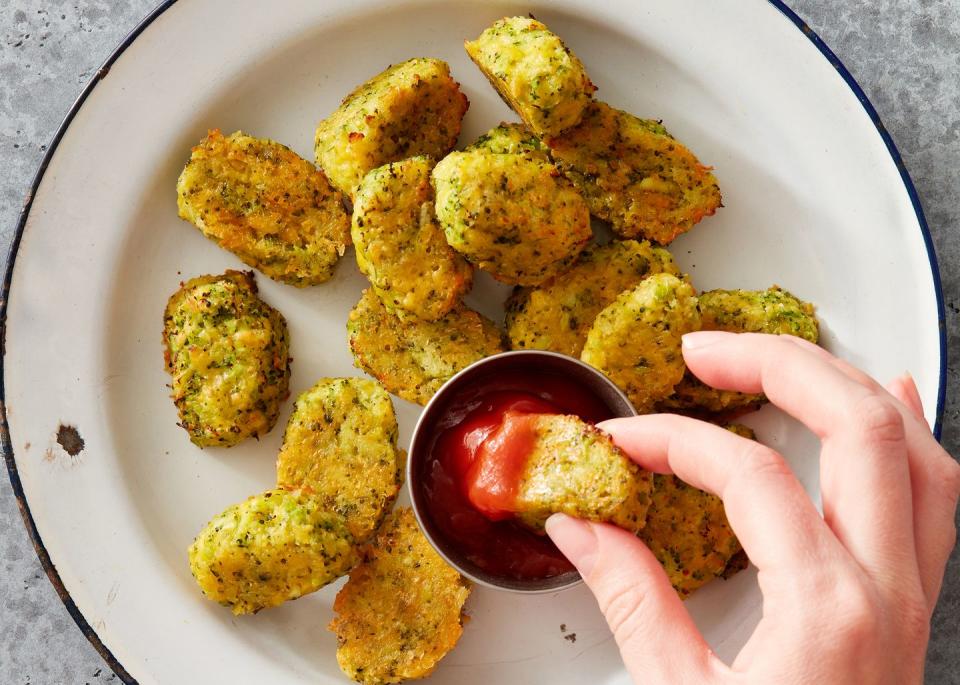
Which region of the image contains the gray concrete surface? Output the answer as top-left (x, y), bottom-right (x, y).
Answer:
top-left (1, 1), bottom-right (958, 683)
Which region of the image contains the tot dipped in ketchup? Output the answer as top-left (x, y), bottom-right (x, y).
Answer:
top-left (466, 410), bottom-right (544, 521)
top-left (419, 370), bottom-right (650, 582)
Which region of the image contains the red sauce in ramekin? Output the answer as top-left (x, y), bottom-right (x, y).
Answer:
top-left (419, 370), bottom-right (612, 581)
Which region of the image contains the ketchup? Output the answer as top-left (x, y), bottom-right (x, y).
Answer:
top-left (420, 370), bottom-right (612, 581)
top-left (467, 410), bottom-right (541, 520)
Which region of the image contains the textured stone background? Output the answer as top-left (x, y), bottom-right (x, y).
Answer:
top-left (1, 0), bottom-right (958, 683)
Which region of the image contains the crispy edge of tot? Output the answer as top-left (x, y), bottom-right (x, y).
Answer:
top-left (464, 16), bottom-right (595, 137)
top-left (640, 424), bottom-right (753, 598)
top-left (505, 239), bottom-right (683, 357)
top-left (176, 129), bottom-right (350, 286)
top-left (187, 489), bottom-right (357, 615)
top-left (512, 414), bottom-right (654, 534)
top-left (657, 372), bottom-right (766, 418)
top-left (346, 288), bottom-right (506, 405)
top-left (545, 100), bottom-right (721, 245)
top-left (162, 269), bottom-right (290, 448)
top-left (580, 273), bottom-right (701, 413)
top-left (314, 58), bottom-right (469, 197)
top-left (276, 377), bottom-right (404, 542)
top-left (330, 508), bottom-right (471, 684)
top-left (351, 157), bottom-right (473, 321)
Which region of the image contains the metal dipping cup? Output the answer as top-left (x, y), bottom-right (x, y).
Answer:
top-left (407, 350), bottom-right (637, 593)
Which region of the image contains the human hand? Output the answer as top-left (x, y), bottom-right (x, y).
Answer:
top-left (547, 331), bottom-right (960, 684)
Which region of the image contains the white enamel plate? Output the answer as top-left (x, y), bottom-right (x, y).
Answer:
top-left (3, 1), bottom-right (944, 683)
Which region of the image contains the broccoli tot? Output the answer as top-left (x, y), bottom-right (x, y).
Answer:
top-left (347, 289), bottom-right (505, 405)
top-left (660, 287), bottom-right (819, 415)
top-left (276, 378), bottom-right (404, 542)
top-left (725, 423), bottom-right (757, 440)
top-left (331, 508), bottom-right (471, 684)
top-left (162, 270), bottom-right (290, 447)
top-left (581, 273), bottom-right (701, 413)
top-left (352, 157), bottom-right (472, 321)
top-left (698, 286), bottom-right (819, 341)
top-left (469, 413), bottom-right (653, 534)
top-left (640, 424), bottom-right (753, 598)
top-left (546, 101), bottom-right (722, 245)
top-left (188, 489), bottom-right (356, 615)
top-left (658, 377), bottom-right (766, 416)
top-left (641, 474), bottom-right (742, 598)
top-left (314, 58), bottom-right (469, 197)
top-left (465, 122), bottom-right (550, 161)
top-left (465, 16), bottom-right (596, 137)
top-left (432, 148), bottom-right (591, 286)
top-left (176, 130), bottom-right (350, 286)
top-left (506, 239), bottom-right (683, 357)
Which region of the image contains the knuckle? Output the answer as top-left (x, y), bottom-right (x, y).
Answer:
top-left (831, 358), bottom-right (878, 391)
top-left (849, 395), bottom-right (905, 443)
top-left (899, 597), bottom-right (931, 645)
top-left (597, 580), bottom-right (646, 644)
top-left (935, 514), bottom-right (958, 558)
top-left (919, 447), bottom-right (960, 504)
top-left (833, 584), bottom-right (880, 643)
top-left (739, 442), bottom-right (790, 480)
top-left (937, 456), bottom-right (960, 502)
top-left (760, 337), bottom-right (792, 374)
top-left (922, 508), bottom-right (958, 572)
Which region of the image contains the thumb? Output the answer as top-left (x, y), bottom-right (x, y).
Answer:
top-left (546, 514), bottom-right (723, 684)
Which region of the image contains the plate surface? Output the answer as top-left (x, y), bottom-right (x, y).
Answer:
top-left (3, 1), bottom-right (943, 683)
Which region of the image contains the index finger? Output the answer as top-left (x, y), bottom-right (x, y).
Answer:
top-left (598, 414), bottom-right (846, 588)
top-left (680, 331), bottom-right (880, 438)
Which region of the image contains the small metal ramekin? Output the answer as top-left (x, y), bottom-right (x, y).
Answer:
top-left (407, 350), bottom-right (636, 593)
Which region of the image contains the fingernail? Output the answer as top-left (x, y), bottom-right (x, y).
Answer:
top-left (545, 513), bottom-right (598, 577)
top-left (681, 330), bottom-right (731, 350)
top-left (595, 417), bottom-right (625, 434)
top-left (895, 372), bottom-right (920, 399)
